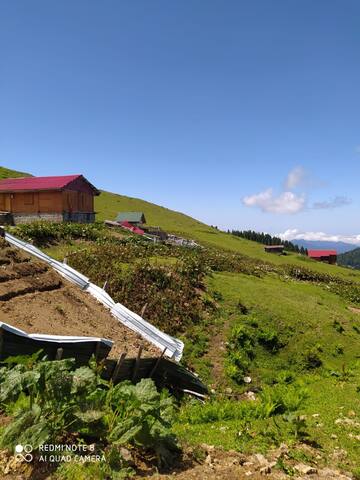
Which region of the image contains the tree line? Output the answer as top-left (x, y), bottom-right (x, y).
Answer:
top-left (231, 230), bottom-right (308, 255)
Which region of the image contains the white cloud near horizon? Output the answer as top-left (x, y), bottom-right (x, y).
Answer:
top-left (278, 229), bottom-right (360, 245)
top-left (243, 188), bottom-right (306, 214)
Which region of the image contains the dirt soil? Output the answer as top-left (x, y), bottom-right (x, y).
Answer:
top-left (134, 444), bottom-right (354, 480)
top-left (0, 437), bottom-right (354, 479)
top-left (0, 238), bottom-right (160, 358)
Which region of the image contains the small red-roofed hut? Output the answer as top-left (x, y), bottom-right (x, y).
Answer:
top-left (308, 250), bottom-right (337, 265)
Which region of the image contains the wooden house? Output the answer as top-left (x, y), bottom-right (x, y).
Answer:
top-left (308, 250), bottom-right (337, 264)
top-left (0, 174), bottom-right (100, 224)
top-left (115, 212), bottom-right (146, 226)
top-left (264, 245), bottom-right (284, 254)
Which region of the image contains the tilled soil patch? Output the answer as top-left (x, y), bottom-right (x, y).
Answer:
top-left (0, 238), bottom-right (160, 358)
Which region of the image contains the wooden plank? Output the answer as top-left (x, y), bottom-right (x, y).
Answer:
top-left (0, 329), bottom-right (3, 360)
top-left (55, 347), bottom-right (63, 360)
top-left (149, 347), bottom-right (167, 378)
top-left (94, 341), bottom-right (101, 361)
top-left (131, 346), bottom-right (143, 383)
top-left (111, 352), bottom-right (127, 382)
top-left (140, 303), bottom-right (148, 317)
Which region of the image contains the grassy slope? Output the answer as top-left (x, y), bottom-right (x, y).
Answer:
top-left (3, 166), bottom-right (360, 471)
top-left (175, 272), bottom-right (360, 467)
top-left (2, 166), bottom-right (358, 280)
top-left (97, 189), bottom-right (360, 468)
top-left (0, 166), bottom-right (31, 179)
top-left (96, 190), bottom-right (360, 282)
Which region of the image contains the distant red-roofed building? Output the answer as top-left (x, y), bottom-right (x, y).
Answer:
top-left (308, 250), bottom-right (337, 265)
top-left (0, 175), bottom-right (100, 224)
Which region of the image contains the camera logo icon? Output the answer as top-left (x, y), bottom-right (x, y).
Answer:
top-left (14, 444), bottom-right (33, 463)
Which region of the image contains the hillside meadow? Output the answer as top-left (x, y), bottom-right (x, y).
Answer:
top-left (1, 167), bottom-right (359, 478)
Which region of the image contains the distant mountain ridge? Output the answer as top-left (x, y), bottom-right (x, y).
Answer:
top-left (292, 239), bottom-right (359, 254)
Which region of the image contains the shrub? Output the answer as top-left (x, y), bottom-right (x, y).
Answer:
top-left (69, 246), bottom-right (209, 334)
top-left (258, 384), bottom-right (309, 417)
top-left (10, 221), bottom-right (106, 246)
top-left (333, 319), bottom-right (345, 333)
top-left (257, 327), bottom-right (284, 352)
top-left (302, 347), bottom-right (323, 370)
top-left (225, 351), bottom-right (251, 383)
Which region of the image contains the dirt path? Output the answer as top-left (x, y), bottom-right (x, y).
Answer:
top-left (202, 314), bottom-right (232, 389)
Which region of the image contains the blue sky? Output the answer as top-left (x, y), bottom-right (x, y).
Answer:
top-left (1, 1), bottom-right (359, 241)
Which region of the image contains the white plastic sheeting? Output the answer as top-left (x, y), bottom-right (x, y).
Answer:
top-left (4, 231), bottom-right (184, 361)
top-left (0, 321), bottom-right (113, 347)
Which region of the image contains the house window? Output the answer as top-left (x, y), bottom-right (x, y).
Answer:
top-left (24, 193), bottom-right (34, 205)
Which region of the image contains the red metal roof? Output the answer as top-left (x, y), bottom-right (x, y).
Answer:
top-left (0, 175), bottom-right (98, 194)
top-left (308, 250), bottom-right (337, 258)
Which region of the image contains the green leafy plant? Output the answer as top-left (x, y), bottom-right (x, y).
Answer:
top-left (0, 356), bottom-right (179, 474)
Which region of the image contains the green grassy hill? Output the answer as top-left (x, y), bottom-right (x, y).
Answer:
top-left (0, 166), bottom-right (31, 179)
top-left (96, 190), bottom-right (360, 282)
top-left (3, 166), bottom-right (360, 475)
top-left (2, 166), bottom-right (360, 281)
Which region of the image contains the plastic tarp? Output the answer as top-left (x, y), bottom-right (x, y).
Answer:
top-left (4, 231), bottom-right (184, 361)
top-left (0, 321), bottom-right (113, 347)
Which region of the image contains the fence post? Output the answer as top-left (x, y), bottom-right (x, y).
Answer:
top-left (55, 347), bottom-right (63, 360)
top-left (149, 347), bottom-right (167, 379)
top-left (131, 346), bottom-right (143, 383)
top-left (112, 352), bottom-right (127, 383)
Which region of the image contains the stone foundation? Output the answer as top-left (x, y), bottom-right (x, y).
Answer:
top-left (12, 212), bottom-right (95, 225)
top-left (63, 212), bottom-right (96, 223)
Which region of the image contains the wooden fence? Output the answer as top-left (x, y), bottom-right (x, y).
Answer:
top-left (0, 323), bottom-right (207, 397)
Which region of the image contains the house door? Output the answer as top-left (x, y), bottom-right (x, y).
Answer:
top-left (0, 193), bottom-right (11, 211)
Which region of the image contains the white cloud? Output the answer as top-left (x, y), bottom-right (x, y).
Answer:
top-left (284, 166), bottom-right (306, 190)
top-left (243, 188), bottom-right (306, 214)
top-left (243, 166), bottom-right (350, 215)
top-left (278, 229), bottom-right (360, 245)
top-left (312, 196), bottom-right (351, 210)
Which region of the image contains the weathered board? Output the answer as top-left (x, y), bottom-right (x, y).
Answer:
top-left (0, 323), bottom-right (207, 397)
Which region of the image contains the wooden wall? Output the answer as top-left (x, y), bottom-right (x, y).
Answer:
top-left (0, 190), bottom-right (94, 214)
top-left (62, 190), bottom-right (94, 212)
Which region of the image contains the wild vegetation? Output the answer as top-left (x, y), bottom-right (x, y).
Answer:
top-left (0, 353), bottom-right (179, 478)
top-left (1, 168), bottom-right (360, 477)
top-left (10, 221), bottom-right (108, 246)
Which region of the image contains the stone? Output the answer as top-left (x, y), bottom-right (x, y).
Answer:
top-left (244, 376), bottom-right (252, 383)
top-left (294, 463), bottom-right (317, 475)
top-left (119, 447), bottom-right (132, 463)
top-left (254, 453), bottom-right (268, 465)
top-left (260, 465), bottom-right (272, 475)
top-left (244, 391), bottom-right (256, 401)
top-left (318, 468), bottom-right (352, 479)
